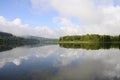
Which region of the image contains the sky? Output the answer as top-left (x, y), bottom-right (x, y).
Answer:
top-left (0, 0), bottom-right (120, 38)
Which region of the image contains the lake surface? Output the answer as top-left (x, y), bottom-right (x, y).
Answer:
top-left (0, 44), bottom-right (120, 80)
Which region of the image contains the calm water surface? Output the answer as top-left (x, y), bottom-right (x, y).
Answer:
top-left (0, 44), bottom-right (120, 80)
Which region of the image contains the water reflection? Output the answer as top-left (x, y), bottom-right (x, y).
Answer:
top-left (0, 42), bottom-right (55, 52)
top-left (0, 45), bottom-right (120, 80)
top-left (59, 43), bottom-right (120, 50)
top-left (0, 45), bottom-right (13, 52)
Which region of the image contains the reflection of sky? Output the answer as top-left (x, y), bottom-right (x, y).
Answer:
top-left (0, 45), bottom-right (120, 80)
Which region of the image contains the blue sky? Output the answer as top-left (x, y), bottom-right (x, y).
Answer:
top-left (0, 0), bottom-right (87, 28)
top-left (0, 0), bottom-right (59, 28)
top-left (0, 0), bottom-right (120, 38)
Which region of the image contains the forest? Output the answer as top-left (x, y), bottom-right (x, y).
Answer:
top-left (0, 31), bottom-right (57, 52)
top-left (59, 34), bottom-right (120, 43)
top-left (0, 32), bottom-right (40, 52)
top-left (0, 32), bottom-right (40, 45)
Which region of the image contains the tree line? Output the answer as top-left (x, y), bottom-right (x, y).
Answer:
top-left (59, 34), bottom-right (120, 42)
top-left (0, 31), bottom-right (41, 52)
top-left (0, 32), bottom-right (40, 45)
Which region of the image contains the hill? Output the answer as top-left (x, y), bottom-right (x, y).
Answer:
top-left (0, 31), bottom-right (56, 45)
top-left (0, 32), bottom-right (13, 37)
top-left (0, 31), bottom-right (56, 52)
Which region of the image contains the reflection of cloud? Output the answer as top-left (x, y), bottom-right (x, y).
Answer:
top-left (13, 59), bottom-right (21, 66)
top-left (54, 60), bottom-right (106, 80)
top-left (0, 45), bottom-right (120, 78)
top-left (0, 45), bottom-right (59, 68)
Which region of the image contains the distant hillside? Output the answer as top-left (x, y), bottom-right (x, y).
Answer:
top-left (0, 31), bottom-right (57, 52)
top-left (0, 32), bottom-right (13, 37)
top-left (24, 36), bottom-right (57, 43)
top-left (0, 31), bottom-right (57, 45)
top-left (25, 36), bottom-right (56, 41)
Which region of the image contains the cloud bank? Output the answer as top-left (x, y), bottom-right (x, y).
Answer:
top-left (1, 0), bottom-right (120, 38)
top-left (0, 16), bottom-right (57, 38)
top-left (30, 0), bottom-right (120, 36)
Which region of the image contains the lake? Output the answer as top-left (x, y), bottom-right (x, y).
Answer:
top-left (0, 44), bottom-right (120, 80)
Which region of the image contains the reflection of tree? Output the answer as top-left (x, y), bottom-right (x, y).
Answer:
top-left (59, 43), bottom-right (120, 50)
top-left (0, 31), bottom-right (56, 52)
top-left (0, 45), bottom-right (13, 52)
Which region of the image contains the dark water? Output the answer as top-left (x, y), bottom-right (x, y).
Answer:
top-left (0, 44), bottom-right (120, 80)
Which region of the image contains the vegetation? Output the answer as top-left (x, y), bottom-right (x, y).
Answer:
top-left (59, 43), bottom-right (120, 50)
top-left (0, 32), bottom-right (13, 37)
top-left (0, 32), bottom-right (40, 45)
top-left (58, 34), bottom-right (120, 43)
top-left (0, 31), bottom-right (57, 52)
top-left (57, 34), bottom-right (120, 50)
top-left (0, 32), bottom-right (41, 52)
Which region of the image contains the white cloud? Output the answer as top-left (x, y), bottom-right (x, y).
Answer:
top-left (31, 0), bottom-right (102, 23)
top-left (0, 16), bottom-right (58, 38)
top-left (0, 16), bottom-right (31, 36)
top-left (12, 18), bottom-right (21, 25)
top-left (30, 0), bottom-right (120, 36)
top-left (1, 0), bottom-right (120, 38)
